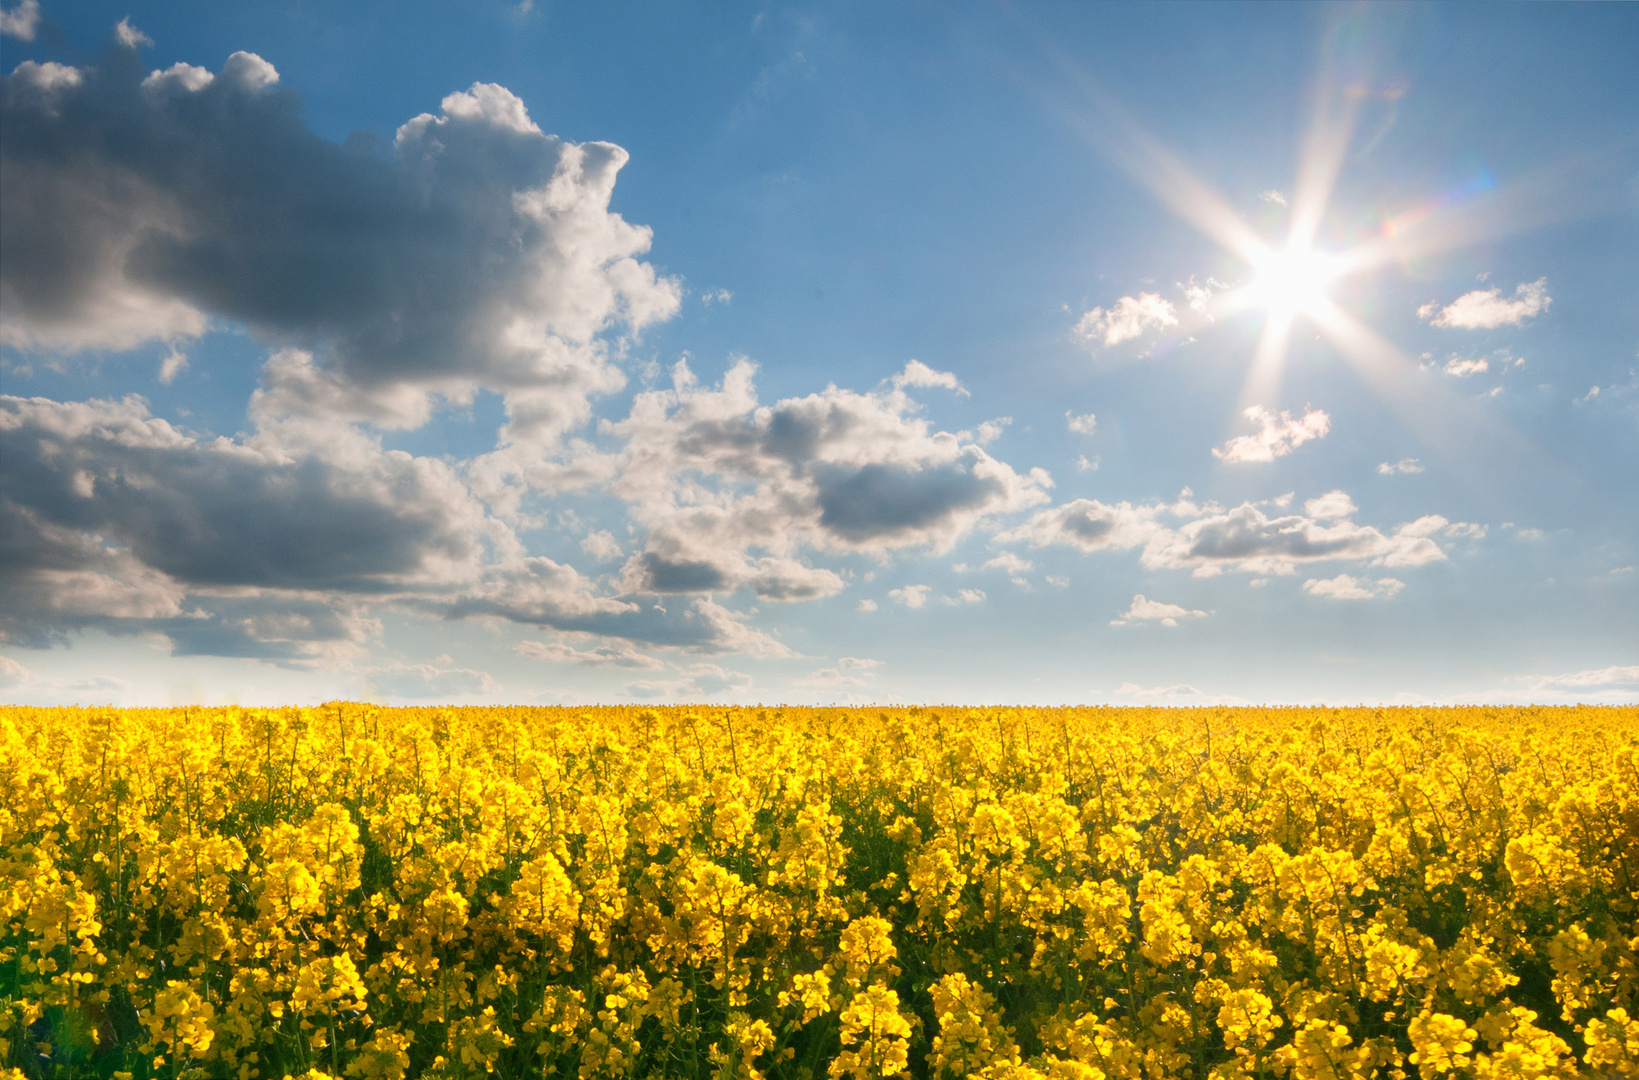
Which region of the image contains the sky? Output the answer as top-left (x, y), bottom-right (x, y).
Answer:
top-left (1, 1), bottom-right (1635, 707)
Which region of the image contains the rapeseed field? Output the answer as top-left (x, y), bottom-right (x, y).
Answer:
top-left (2, 704), bottom-right (1635, 1080)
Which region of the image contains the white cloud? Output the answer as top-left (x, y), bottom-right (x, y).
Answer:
top-left (0, 653), bottom-right (32, 688)
top-left (1303, 490), bottom-right (1356, 521)
top-left (516, 638), bottom-right (663, 669)
top-left (1213, 406), bottom-right (1330, 464)
top-left (1522, 665), bottom-right (1639, 693)
top-left (1002, 491), bottom-right (1447, 579)
top-left (1516, 527), bottom-right (1545, 540)
top-left (1111, 594), bottom-right (1207, 628)
top-left (1260, 189), bottom-right (1288, 207)
top-left (602, 359), bottom-right (1047, 600)
top-left (1045, 575), bottom-right (1068, 588)
top-left (701, 287), bottom-right (733, 306)
top-left (1302, 574), bottom-right (1405, 600)
top-left (627, 662), bottom-right (753, 700)
top-left (890, 359), bottom-right (967, 395)
top-left (580, 530), bottom-right (623, 562)
top-left (1181, 276), bottom-right (1221, 316)
top-left (1418, 278), bottom-right (1550, 329)
top-left (1075, 293), bottom-right (1177, 347)
top-left (115, 17), bottom-right (153, 48)
top-left (857, 598), bottom-right (878, 612)
top-left (1377, 458), bottom-right (1423, 475)
top-left (981, 552), bottom-right (1032, 586)
top-left (1066, 410), bottom-right (1097, 434)
top-left (0, 0), bottom-right (40, 40)
top-left (944, 588), bottom-right (986, 605)
top-left (1076, 454), bottom-right (1099, 472)
top-left (157, 347), bottom-right (188, 385)
top-left (973, 417), bottom-right (1010, 444)
top-left (839, 655), bottom-right (881, 669)
top-left (364, 661), bottom-right (498, 700)
top-left (1444, 358), bottom-right (1489, 377)
top-left (888, 585), bottom-right (930, 609)
top-left (1574, 386), bottom-right (1600, 405)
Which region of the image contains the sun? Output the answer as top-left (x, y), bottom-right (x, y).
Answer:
top-left (1246, 244), bottom-right (1341, 319)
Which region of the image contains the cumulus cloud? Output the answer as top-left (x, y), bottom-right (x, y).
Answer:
top-left (856, 598), bottom-right (878, 612)
top-left (1001, 490), bottom-right (1447, 579)
top-left (1, 55), bottom-right (678, 451)
top-left (580, 530), bottom-right (623, 562)
top-left (1110, 594), bottom-right (1207, 627)
top-left (890, 359), bottom-right (968, 396)
top-left (0, 0), bottom-right (40, 40)
top-left (1213, 406), bottom-right (1330, 464)
top-left (0, 394), bottom-right (785, 659)
top-left (0, 653), bottom-right (31, 688)
top-left (888, 585), bottom-right (930, 609)
top-left (944, 588), bottom-right (986, 606)
top-left (516, 637), bottom-right (663, 669)
top-left (602, 358), bottom-right (1048, 599)
top-left (1418, 278), bottom-right (1550, 329)
top-left (115, 17), bottom-right (153, 48)
top-left (1444, 358), bottom-right (1489, 377)
top-left (981, 551), bottom-right (1032, 586)
top-left (1301, 574), bottom-right (1404, 600)
top-left (364, 661), bottom-right (498, 700)
top-left (1522, 665), bottom-right (1639, 693)
top-left (1066, 411), bottom-right (1097, 434)
top-left (1075, 293), bottom-right (1177, 347)
top-left (627, 662), bottom-right (752, 700)
top-left (1378, 458), bottom-right (1423, 475)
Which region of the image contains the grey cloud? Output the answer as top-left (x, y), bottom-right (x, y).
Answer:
top-left (2, 49), bottom-right (677, 440)
top-left (814, 459), bottom-right (1004, 543)
top-left (0, 394), bottom-right (785, 658)
top-left (1005, 494), bottom-right (1448, 578)
top-left (603, 359), bottom-right (1049, 600)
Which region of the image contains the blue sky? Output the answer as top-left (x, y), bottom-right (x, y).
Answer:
top-left (1, 0), bottom-right (1634, 706)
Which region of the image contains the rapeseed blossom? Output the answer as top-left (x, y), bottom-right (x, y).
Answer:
top-left (1, 703), bottom-right (1635, 1078)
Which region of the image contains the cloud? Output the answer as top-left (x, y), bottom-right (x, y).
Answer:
top-left (1418, 278), bottom-right (1550, 329)
top-left (115, 17), bottom-right (153, 48)
top-left (701, 287), bottom-right (733, 306)
top-left (1001, 490), bottom-right (1447, 579)
top-left (1301, 574), bottom-right (1405, 600)
top-left (1212, 406), bottom-right (1330, 464)
top-left (944, 588), bottom-right (986, 605)
top-left (516, 637), bottom-right (663, 669)
top-left (158, 347), bottom-right (188, 385)
top-left (1066, 411), bottom-right (1097, 434)
top-left (981, 551), bottom-right (1032, 586)
top-left (0, 394), bottom-right (783, 659)
top-left (1523, 665), bottom-right (1639, 693)
top-left (580, 530), bottom-right (623, 562)
top-left (627, 662), bottom-right (752, 700)
top-left (0, 0), bottom-right (40, 40)
top-left (364, 661), bottom-right (498, 700)
top-left (1444, 358), bottom-right (1489, 377)
top-left (856, 598), bottom-right (878, 612)
top-left (888, 585), bottom-right (930, 609)
top-left (1, 55), bottom-right (678, 452)
top-left (1075, 293), bottom-right (1177, 347)
top-left (0, 653), bottom-right (29, 688)
top-left (1111, 594), bottom-right (1207, 628)
top-left (890, 359), bottom-right (967, 396)
top-left (1303, 490), bottom-right (1356, 521)
top-left (603, 358), bottom-right (1047, 599)
top-left (1377, 458), bottom-right (1423, 475)
top-left (1260, 190), bottom-right (1288, 207)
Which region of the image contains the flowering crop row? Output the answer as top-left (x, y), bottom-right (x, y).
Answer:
top-left (2, 703), bottom-right (1636, 1080)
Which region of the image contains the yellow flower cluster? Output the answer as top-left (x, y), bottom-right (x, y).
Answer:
top-left (2, 703), bottom-right (1635, 1080)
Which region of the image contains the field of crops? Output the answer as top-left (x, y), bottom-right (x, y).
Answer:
top-left (2, 703), bottom-right (1636, 1080)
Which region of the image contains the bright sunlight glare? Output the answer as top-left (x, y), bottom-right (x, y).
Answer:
top-left (1247, 245), bottom-right (1341, 318)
